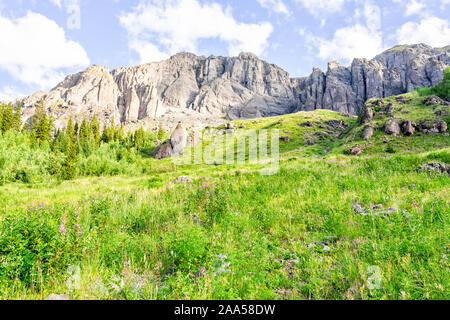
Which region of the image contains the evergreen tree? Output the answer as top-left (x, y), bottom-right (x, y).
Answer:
top-left (101, 119), bottom-right (110, 143)
top-left (90, 114), bottom-right (101, 147)
top-left (1, 103), bottom-right (14, 133)
top-left (13, 103), bottom-right (22, 131)
top-left (157, 124), bottom-right (165, 141)
top-left (62, 117), bottom-right (78, 180)
top-left (117, 125), bottom-right (125, 143)
top-left (31, 98), bottom-right (53, 143)
top-left (134, 127), bottom-right (145, 151)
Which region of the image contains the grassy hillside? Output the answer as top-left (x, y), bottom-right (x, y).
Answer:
top-left (0, 92), bottom-right (449, 300)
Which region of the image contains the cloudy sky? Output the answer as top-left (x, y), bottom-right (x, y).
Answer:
top-left (0, 0), bottom-right (449, 100)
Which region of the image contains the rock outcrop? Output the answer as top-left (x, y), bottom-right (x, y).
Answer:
top-left (383, 119), bottom-right (401, 136)
top-left (401, 120), bottom-right (416, 136)
top-left (12, 44), bottom-right (449, 129)
top-left (418, 162), bottom-right (450, 176)
top-left (362, 124), bottom-right (375, 140)
top-left (152, 122), bottom-right (188, 160)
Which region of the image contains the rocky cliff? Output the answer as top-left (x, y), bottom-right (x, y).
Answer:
top-left (14, 43), bottom-right (450, 130)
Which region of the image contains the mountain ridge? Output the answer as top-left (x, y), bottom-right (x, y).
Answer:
top-left (10, 43), bottom-right (450, 130)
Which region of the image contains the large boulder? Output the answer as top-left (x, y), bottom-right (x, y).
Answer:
top-left (383, 119), bottom-right (401, 136)
top-left (358, 104), bottom-right (374, 124)
top-left (400, 120), bottom-right (416, 136)
top-left (362, 124), bottom-right (374, 140)
top-left (151, 122), bottom-right (188, 159)
top-left (152, 141), bottom-right (173, 160)
top-left (170, 122), bottom-right (188, 156)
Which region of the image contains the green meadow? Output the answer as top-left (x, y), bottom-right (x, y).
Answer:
top-left (0, 90), bottom-right (449, 300)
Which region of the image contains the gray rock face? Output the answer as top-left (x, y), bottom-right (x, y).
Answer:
top-left (292, 44), bottom-right (449, 115)
top-left (13, 44), bottom-right (449, 129)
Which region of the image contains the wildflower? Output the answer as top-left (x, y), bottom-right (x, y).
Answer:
top-left (59, 222), bottom-right (66, 235)
top-left (75, 223), bottom-right (84, 235)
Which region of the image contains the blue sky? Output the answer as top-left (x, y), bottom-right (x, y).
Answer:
top-left (0, 0), bottom-right (449, 100)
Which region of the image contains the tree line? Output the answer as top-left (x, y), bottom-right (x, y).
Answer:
top-left (0, 98), bottom-right (166, 181)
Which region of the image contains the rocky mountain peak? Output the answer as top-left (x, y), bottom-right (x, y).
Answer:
top-left (12, 43), bottom-right (450, 131)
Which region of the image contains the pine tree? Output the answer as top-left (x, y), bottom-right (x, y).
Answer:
top-left (62, 117), bottom-right (78, 180)
top-left (101, 119), bottom-right (110, 143)
top-left (1, 103), bottom-right (14, 133)
top-left (13, 103), bottom-right (22, 131)
top-left (157, 124), bottom-right (165, 141)
top-left (134, 127), bottom-right (145, 151)
top-left (31, 98), bottom-right (53, 143)
top-left (117, 125), bottom-right (125, 143)
top-left (90, 114), bottom-right (101, 147)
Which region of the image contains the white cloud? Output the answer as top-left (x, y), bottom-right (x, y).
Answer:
top-left (257, 0), bottom-right (290, 15)
top-left (295, 0), bottom-right (347, 15)
top-left (308, 25), bottom-right (384, 64)
top-left (0, 86), bottom-right (26, 102)
top-left (50, 0), bottom-right (62, 8)
top-left (396, 17), bottom-right (450, 47)
top-left (0, 11), bottom-right (90, 89)
top-left (305, 2), bottom-right (385, 64)
top-left (403, 0), bottom-right (433, 18)
top-left (364, 2), bottom-right (381, 31)
top-left (119, 0), bottom-right (273, 63)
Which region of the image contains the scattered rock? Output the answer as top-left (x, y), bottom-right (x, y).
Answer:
top-left (383, 119), bottom-right (401, 136)
top-left (301, 121), bottom-right (314, 127)
top-left (435, 108), bottom-right (449, 116)
top-left (304, 136), bottom-right (318, 145)
top-left (280, 136), bottom-right (292, 142)
top-left (44, 294), bottom-right (70, 301)
top-left (385, 103), bottom-right (395, 115)
top-left (348, 145), bottom-right (364, 155)
top-left (154, 139), bottom-right (161, 147)
top-left (425, 95), bottom-right (447, 106)
top-left (400, 120), bottom-right (416, 136)
top-left (418, 119), bottom-right (447, 134)
top-left (418, 162), bottom-right (450, 176)
top-left (362, 124), bottom-right (374, 140)
top-left (352, 202), bottom-right (396, 219)
top-left (395, 96), bottom-right (410, 104)
top-left (325, 120), bottom-right (348, 130)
